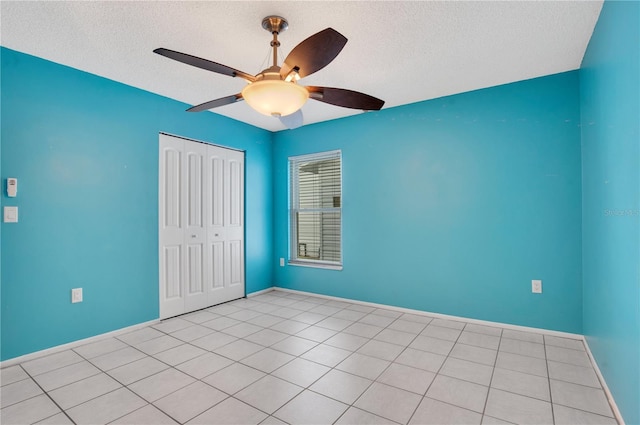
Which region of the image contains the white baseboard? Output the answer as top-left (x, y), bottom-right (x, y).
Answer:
top-left (583, 338), bottom-right (626, 425)
top-left (247, 287), bottom-right (276, 298)
top-left (272, 287), bottom-right (584, 339)
top-left (0, 319), bottom-right (160, 368)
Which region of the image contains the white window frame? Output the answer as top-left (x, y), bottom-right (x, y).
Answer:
top-left (288, 150), bottom-right (343, 270)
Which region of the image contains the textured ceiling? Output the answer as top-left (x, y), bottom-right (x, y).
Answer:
top-left (1, 1), bottom-right (602, 132)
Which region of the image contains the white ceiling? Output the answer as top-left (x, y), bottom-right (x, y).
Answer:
top-left (1, 1), bottom-right (602, 132)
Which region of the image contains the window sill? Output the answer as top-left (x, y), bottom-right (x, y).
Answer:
top-left (287, 261), bottom-right (343, 271)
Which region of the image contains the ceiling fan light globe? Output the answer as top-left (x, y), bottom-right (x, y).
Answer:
top-left (241, 80), bottom-right (308, 117)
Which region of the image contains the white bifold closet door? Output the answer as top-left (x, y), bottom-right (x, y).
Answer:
top-left (159, 133), bottom-right (244, 319)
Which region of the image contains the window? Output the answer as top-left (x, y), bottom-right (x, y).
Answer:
top-left (289, 150), bottom-right (342, 269)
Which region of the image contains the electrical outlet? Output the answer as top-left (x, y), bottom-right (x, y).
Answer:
top-left (532, 280), bottom-right (542, 294)
top-left (279, 258), bottom-right (285, 267)
top-left (72, 288), bottom-right (83, 303)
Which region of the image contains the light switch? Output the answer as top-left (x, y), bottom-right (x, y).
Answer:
top-left (4, 206), bottom-right (18, 223)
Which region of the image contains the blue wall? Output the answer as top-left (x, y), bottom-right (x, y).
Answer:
top-left (580, 1), bottom-right (640, 424)
top-left (273, 72), bottom-right (583, 333)
top-left (0, 48), bottom-right (274, 361)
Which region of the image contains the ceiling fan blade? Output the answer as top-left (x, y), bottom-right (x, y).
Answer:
top-left (280, 28), bottom-right (347, 80)
top-left (154, 48), bottom-right (255, 82)
top-left (187, 94), bottom-right (244, 112)
top-left (279, 109), bottom-right (304, 129)
top-left (306, 86), bottom-right (385, 111)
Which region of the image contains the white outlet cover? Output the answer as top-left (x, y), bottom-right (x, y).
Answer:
top-left (532, 280), bottom-right (542, 294)
top-left (72, 288), bottom-right (83, 303)
top-left (280, 258), bottom-right (285, 267)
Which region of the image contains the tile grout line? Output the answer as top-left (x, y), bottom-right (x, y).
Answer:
top-left (276, 300), bottom-right (385, 424)
top-left (213, 297), bottom-right (356, 422)
top-left (479, 327), bottom-right (502, 420)
top-left (544, 335), bottom-right (558, 425)
top-left (67, 342), bottom-right (176, 424)
top-left (18, 363), bottom-right (78, 425)
top-left (334, 313), bottom-right (419, 424)
top-left (405, 319), bottom-right (467, 424)
top-left (55, 329), bottom-right (238, 423)
top-left (216, 296), bottom-right (349, 423)
top-left (326, 311), bottom-right (404, 423)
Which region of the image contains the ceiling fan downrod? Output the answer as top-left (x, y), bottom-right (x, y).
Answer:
top-left (262, 16), bottom-right (288, 68)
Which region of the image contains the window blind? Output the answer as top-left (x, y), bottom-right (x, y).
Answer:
top-left (289, 150), bottom-right (342, 266)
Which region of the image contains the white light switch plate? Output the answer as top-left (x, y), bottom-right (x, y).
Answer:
top-left (4, 206), bottom-right (18, 223)
top-left (532, 280), bottom-right (542, 294)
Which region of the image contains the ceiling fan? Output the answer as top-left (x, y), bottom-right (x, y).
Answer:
top-left (154, 16), bottom-right (384, 129)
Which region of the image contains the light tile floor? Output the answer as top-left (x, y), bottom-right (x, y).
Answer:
top-left (0, 290), bottom-right (618, 425)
